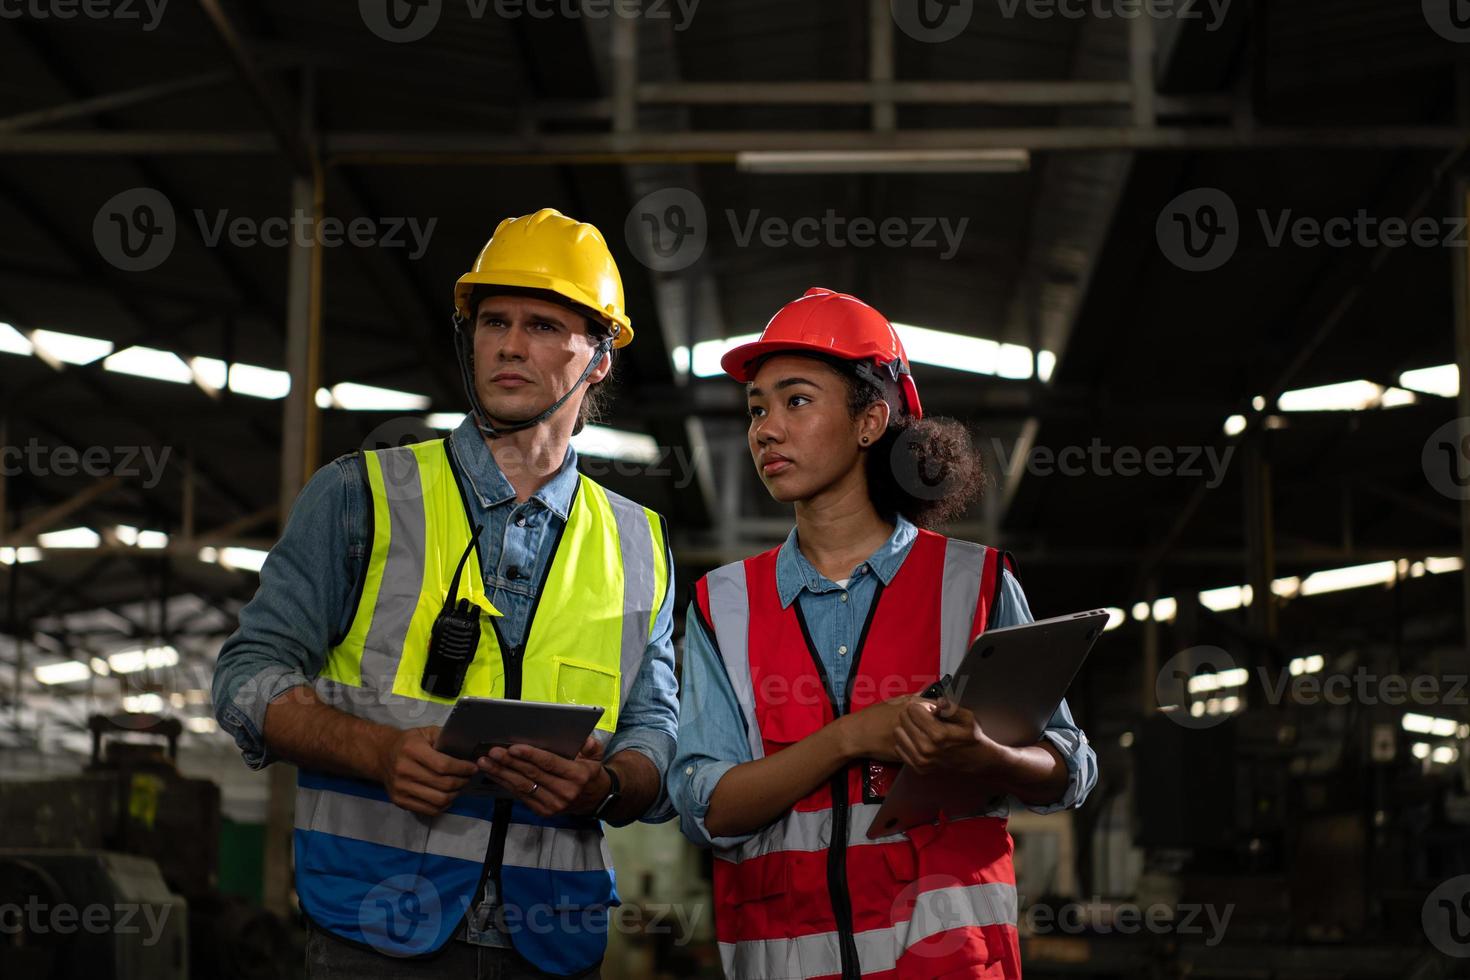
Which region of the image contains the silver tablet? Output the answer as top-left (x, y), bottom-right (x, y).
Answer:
top-left (436, 697), bottom-right (605, 797)
top-left (867, 608), bottom-right (1109, 838)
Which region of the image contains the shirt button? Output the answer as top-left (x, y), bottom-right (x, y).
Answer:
top-left (838, 645), bottom-right (848, 656)
top-left (506, 566), bottom-right (523, 580)
top-left (515, 516), bottom-right (527, 528)
top-left (840, 593), bottom-right (848, 602)
top-left (685, 766), bottom-right (694, 776)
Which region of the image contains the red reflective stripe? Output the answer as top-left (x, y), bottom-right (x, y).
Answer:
top-left (849, 817), bottom-right (1012, 934)
top-left (694, 575), bottom-right (712, 628)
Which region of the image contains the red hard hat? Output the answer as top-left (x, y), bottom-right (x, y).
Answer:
top-left (720, 287), bottom-right (924, 419)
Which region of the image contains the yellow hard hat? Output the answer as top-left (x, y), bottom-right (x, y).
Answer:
top-left (453, 208), bottom-right (633, 348)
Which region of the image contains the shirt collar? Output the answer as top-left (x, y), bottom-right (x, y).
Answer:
top-left (774, 514), bottom-right (919, 608)
top-left (447, 414), bottom-right (579, 520)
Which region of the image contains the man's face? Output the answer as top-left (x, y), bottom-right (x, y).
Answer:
top-left (471, 293), bottom-right (610, 428)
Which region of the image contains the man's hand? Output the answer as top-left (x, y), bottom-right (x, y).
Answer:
top-left (895, 698), bottom-right (1009, 777)
top-left (478, 737), bottom-right (607, 818)
top-left (377, 725), bottom-right (478, 816)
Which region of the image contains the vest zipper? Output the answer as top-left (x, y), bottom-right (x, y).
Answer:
top-left (476, 637), bottom-right (524, 938)
top-left (827, 773), bottom-right (862, 980)
top-left (793, 607), bottom-right (863, 980)
top-left (459, 477), bottom-right (576, 960)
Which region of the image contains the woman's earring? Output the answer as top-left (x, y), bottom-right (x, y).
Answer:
top-left (861, 436), bottom-right (870, 445)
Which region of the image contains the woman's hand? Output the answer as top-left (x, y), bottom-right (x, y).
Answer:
top-left (837, 696), bottom-right (920, 762)
top-left (895, 698), bottom-right (1011, 777)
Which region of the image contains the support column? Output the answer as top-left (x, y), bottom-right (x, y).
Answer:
top-left (263, 91), bottom-right (324, 921)
top-left (1242, 437), bottom-right (1277, 652)
top-left (869, 0), bottom-right (895, 133)
top-left (1453, 179), bottom-right (1470, 652)
top-left (1129, 12), bottom-right (1155, 128)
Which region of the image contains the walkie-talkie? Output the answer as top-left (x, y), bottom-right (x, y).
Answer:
top-left (422, 524), bottom-right (483, 699)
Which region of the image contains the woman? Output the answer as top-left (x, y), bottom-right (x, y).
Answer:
top-left (670, 287), bottom-right (1098, 979)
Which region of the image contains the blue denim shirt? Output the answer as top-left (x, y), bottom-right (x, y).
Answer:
top-left (668, 515), bottom-right (1098, 850)
top-left (211, 414), bottom-right (680, 807)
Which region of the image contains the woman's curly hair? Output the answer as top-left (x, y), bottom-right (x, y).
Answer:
top-left (812, 353), bottom-right (986, 528)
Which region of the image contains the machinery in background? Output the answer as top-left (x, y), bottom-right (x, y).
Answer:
top-left (0, 849), bottom-right (188, 980)
top-left (0, 712), bottom-right (297, 980)
top-left (1023, 641), bottom-right (1470, 979)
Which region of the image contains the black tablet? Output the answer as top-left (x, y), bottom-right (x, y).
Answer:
top-left (867, 608), bottom-right (1109, 837)
top-left (436, 697), bottom-right (605, 797)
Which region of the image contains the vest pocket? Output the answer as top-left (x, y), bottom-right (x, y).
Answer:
top-left (552, 656), bottom-right (620, 732)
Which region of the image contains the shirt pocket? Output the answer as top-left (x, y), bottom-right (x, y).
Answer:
top-left (553, 656), bottom-right (620, 733)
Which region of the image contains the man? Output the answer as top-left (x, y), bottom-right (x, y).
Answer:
top-left (213, 208), bottom-right (678, 979)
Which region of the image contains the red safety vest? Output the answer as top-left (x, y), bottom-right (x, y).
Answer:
top-left (694, 529), bottom-right (1022, 980)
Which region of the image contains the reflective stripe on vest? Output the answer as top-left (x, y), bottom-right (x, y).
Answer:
top-left (696, 530), bottom-right (1020, 979)
top-left (295, 437), bottom-right (666, 974)
top-left (720, 882), bottom-right (1020, 980)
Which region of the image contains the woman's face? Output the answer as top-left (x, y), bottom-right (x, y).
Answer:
top-left (746, 354), bottom-right (881, 504)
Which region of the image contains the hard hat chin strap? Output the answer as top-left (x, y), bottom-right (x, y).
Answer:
top-left (452, 314), bottom-right (614, 440)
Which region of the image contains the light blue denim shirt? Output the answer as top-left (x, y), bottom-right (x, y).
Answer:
top-left (668, 515), bottom-right (1097, 850)
top-left (211, 414), bottom-right (679, 809)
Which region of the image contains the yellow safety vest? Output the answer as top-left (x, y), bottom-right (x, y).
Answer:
top-left (294, 437), bottom-right (668, 972)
